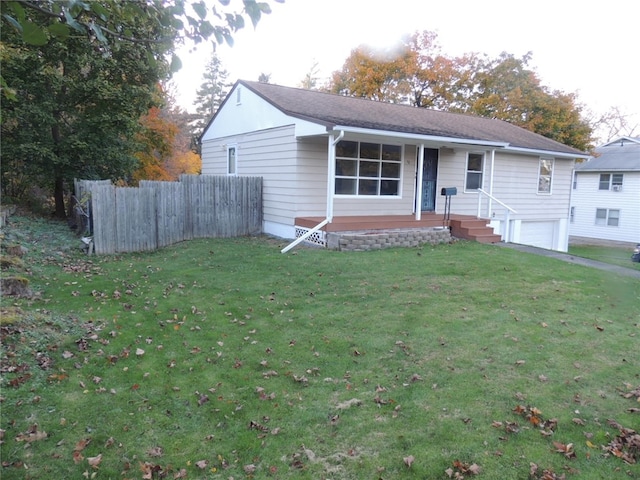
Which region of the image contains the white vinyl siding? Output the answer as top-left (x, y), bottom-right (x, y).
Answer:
top-left (569, 171), bottom-right (640, 243)
top-left (202, 125), bottom-right (300, 228)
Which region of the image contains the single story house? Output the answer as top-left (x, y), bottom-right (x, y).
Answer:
top-left (200, 80), bottom-right (588, 251)
top-left (569, 136), bottom-right (640, 245)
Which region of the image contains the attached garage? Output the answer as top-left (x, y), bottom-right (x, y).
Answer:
top-left (512, 219), bottom-right (568, 251)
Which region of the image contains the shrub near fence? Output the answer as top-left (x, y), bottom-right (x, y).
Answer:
top-left (76, 175), bottom-right (262, 254)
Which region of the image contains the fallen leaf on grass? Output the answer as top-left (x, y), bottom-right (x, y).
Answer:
top-left (552, 441), bottom-right (576, 459)
top-left (403, 455), bottom-right (415, 468)
top-left (445, 460), bottom-right (481, 478)
top-left (15, 424), bottom-right (47, 443)
top-left (147, 446), bottom-right (164, 457)
top-left (87, 454), bottom-right (102, 469)
top-left (529, 462), bottom-right (565, 479)
top-left (195, 459), bottom-right (209, 469)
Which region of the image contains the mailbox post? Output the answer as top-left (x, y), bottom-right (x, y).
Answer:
top-left (440, 187), bottom-right (457, 228)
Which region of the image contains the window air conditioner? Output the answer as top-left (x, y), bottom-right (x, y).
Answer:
top-left (612, 185), bottom-right (622, 191)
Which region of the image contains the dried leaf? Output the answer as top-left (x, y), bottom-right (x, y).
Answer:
top-left (195, 459), bottom-right (209, 469)
top-left (87, 453), bottom-right (102, 469)
top-left (403, 455), bottom-right (415, 467)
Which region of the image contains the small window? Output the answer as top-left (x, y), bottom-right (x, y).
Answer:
top-left (465, 153), bottom-right (484, 191)
top-left (595, 208), bottom-right (620, 227)
top-left (236, 87), bottom-right (242, 105)
top-left (570, 206), bottom-right (575, 223)
top-left (538, 158), bottom-right (553, 194)
top-left (599, 174), bottom-right (611, 190)
top-left (600, 173), bottom-right (624, 190)
top-left (227, 145), bottom-right (237, 175)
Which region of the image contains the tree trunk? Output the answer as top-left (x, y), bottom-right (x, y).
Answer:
top-left (54, 176), bottom-right (66, 219)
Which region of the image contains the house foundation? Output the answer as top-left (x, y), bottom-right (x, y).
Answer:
top-left (325, 227), bottom-right (451, 251)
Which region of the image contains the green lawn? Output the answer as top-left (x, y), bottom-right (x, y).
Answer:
top-left (568, 244), bottom-right (640, 271)
top-left (1, 216), bottom-right (639, 479)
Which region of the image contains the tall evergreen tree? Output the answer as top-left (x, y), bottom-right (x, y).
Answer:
top-left (193, 51), bottom-right (231, 138)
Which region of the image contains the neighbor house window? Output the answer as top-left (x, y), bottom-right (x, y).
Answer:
top-left (227, 145), bottom-right (237, 175)
top-left (595, 208), bottom-right (620, 227)
top-left (334, 140), bottom-right (402, 196)
top-left (570, 206), bottom-right (575, 223)
top-left (599, 173), bottom-right (624, 190)
top-left (465, 153), bottom-right (484, 191)
top-left (538, 158), bottom-right (554, 194)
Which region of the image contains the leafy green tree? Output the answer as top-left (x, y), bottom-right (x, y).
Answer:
top-left (0, 0), bottom-right (282, 59)
top-left (193, 50), bottom-right (231, 140)
top-left (0, 0), bottom-right (282, 217)
top-left (1, 31), bottom-right (165, 217)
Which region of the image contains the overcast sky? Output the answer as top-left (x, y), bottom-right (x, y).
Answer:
top-left (171, 0), bottom-right (639, 139)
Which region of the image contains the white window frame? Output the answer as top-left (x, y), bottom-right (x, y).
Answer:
top-left (227, 144), bottom-right (237, 175)
top-left (464, 152), bottom-right (484, 192)
top-left (537, 157), bottom-right (554, 194)
top-left (334, 140), bottom-right (403, 197)
top-left (595, 208), bottom-right (620, 227)
top-left (600, 173), bottom-right (624, 191)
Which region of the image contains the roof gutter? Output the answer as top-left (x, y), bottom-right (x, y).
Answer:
top-left (505, 146), bottom-right (589, 159)
top-left (330, 126), bottom-right (509, 149)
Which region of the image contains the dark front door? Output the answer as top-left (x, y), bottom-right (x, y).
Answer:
top-left (420, 148), bottom-right (439, 211)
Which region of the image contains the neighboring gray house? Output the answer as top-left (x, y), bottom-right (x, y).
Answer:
top-left (200, 80), bottom-right (588, 251)
top-left (570, 136), bottom-right (640, 244)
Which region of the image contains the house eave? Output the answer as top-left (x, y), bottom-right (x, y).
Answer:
top-left (504, 146), bottom-right (589, 160)
top-left (326, 125), bottom-right (510, 149)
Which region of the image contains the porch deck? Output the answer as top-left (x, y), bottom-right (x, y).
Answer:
top-left (294, 213), bottom-right (476, 232)
top-left (293, 214), bottom-right (502, 250)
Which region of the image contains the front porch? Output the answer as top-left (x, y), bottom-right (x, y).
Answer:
top-left (293, 214), bottom-right (502, 250)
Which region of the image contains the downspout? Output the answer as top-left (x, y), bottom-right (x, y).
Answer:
top-left (281, 130), bottom-right (344, 254)
top-left (415, 144), bottom-right (425, 221)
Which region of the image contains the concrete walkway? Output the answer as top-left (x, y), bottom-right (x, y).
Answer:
top-left (496, 243), bottom-right (640, 279)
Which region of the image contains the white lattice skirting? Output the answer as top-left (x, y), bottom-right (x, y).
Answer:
top-left (295, 226), bottom-right (327, 247)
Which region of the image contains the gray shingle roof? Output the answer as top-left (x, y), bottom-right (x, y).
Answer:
top-left (239, 80), bottom-right (586, 156)
top-left (575, 137), bottom-right (640, 171)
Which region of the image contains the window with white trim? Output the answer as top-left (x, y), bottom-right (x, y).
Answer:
top-left (334, 140), bottom-right (402, 196)
top-left (465, 153), bottom-right (484, 191)
top-left (595, 208), bottom-right (620, 227)
top-left (599, 173), bottom-right (624, 190)
top-left (538, 158), bottom-right (553, 194)
top-left (227, 145), bottom-right (237, 175)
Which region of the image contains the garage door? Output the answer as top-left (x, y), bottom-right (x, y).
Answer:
top-left (519, 221), bottom-right (556, 250)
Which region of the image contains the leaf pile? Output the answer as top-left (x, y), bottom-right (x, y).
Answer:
top-left (604, 420), bottom-right (639, 465)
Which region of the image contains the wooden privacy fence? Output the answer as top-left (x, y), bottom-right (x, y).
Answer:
top-left (75, 175), bottom-right (262, 254)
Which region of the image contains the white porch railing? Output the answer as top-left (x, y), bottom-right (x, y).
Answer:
top-left (477, 189), bottom-right (517, 243)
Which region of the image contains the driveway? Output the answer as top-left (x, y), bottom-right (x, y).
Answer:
top-left (497, 243), bottom-right (640, 279)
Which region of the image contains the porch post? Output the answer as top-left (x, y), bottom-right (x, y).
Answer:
top-left (416, 144), bottom-right (425, 221)
top-left (488, 149), bottom-right (495, 217)
top-left (326, 134), bottom-right (336, 222)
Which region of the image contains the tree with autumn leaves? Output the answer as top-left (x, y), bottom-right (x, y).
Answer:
top-left (131, 100), bottom-right (202, 185)
top-left (330, 31), bottom-right (593, 151)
